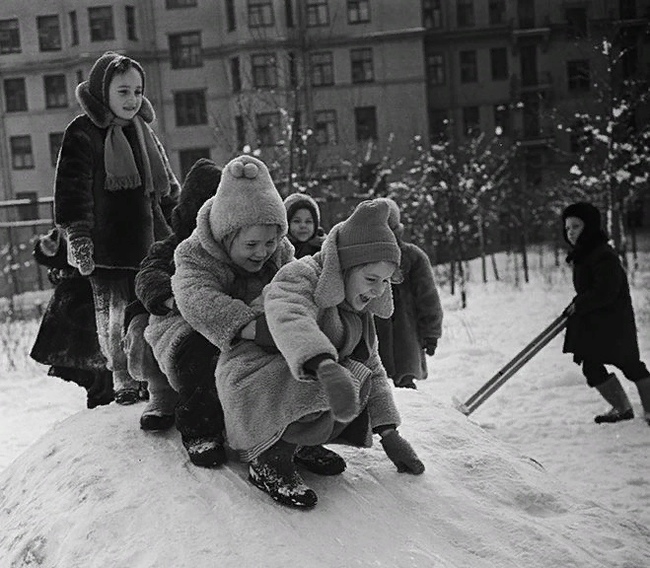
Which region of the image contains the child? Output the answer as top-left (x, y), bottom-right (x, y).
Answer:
top-left (54, 51), bottom-right (180, 404)
top-left (373, 198), bottom-right (443, 389)
top-left (284, 192), bottom-right (326, 258)
top-left (562, 202), bottom-right (650, 425)
top-left (215, 199), bottom-right (425, 509)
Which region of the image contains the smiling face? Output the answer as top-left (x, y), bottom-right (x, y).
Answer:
top-left (229, 224), bottom-right (279, 272)
top-left (344, 261), bottom-right (397, 312)
top-left (289, 208), bottom-right (315, 243)
top-left (565, 216), bottom-right (585, 246)
top-left (107, 67), bottom-right (143, 121)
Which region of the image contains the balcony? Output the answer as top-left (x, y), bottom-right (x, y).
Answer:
top-left (511, 15), bottom-right (551, 51)
top-left (510, 71), bottom-right (553, 97)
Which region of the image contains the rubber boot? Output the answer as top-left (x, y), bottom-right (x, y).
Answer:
top-left (594, 373), bottom-right (634, 424)
top-left (635, 376), bottom-right (650, 426)
top-left (249, 440), bottom-right (318, 509)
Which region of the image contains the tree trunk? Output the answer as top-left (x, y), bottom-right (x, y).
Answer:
top-left (491, 252), bottom-right (500, 281)
top-left (477, 213), bottom-right (487, 283)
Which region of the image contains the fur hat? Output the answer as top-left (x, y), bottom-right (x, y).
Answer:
top-left (284, 192), bottom-right (321, 230)
top-left (208, 155), bottom-right (287, 241)
top-left (337, 199), bottom-right (401, 271)
top-left (75, 51), bottom-right (155, 128)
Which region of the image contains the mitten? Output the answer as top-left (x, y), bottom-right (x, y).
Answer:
top-left (423, 337), bottom-right (438, 356)
top-left (380, 429), bottom-right (425, 474)
top-left (67, 236), bottom-right (95, 276)
top-left (316, 359), bottom-right (358, 422)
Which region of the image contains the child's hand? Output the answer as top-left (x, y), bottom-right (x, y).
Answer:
top-left (316, 360), bottom-right (358, 422)
top-left (67, 237), bottom-right (95, 276)
top-left (379, 429), bottom-right (425, 474)
top-left (423, 337), bottom-right (438, 356)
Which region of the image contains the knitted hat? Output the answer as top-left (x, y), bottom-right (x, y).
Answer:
top-left (284, 192), bottom-right (320, 231)
top-left (208, 155), bottom-right (287, 241)
top-left (337, 199), bottom-right (401, 270)
top-left (374, 197), bottom-right (404, 234)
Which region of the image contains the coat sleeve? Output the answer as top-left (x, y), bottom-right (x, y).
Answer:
top-left (573, 250), bottom-right (623, 315)
top-left (135, 234), bottom-right (177, 315)
top-left (171, 238), bottom-right (258, 351)
top-left (264, 260), bottom-right (338, 380)
top-left (408, 244), bottom-right (443, 341)
top-left (364, 345), bottom-right (402, 430)
top-left (54, 121), bottom-right (96, 240)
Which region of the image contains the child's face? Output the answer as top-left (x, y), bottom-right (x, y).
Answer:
top-left (230, 224), bottom-right (279, 272)
top-left (344, 261), bottom-right (397, 312)
top-left (565, 216), bottom-right (585, 246)
top-left (289, 208), bottom-right (315, 243)
top-left (108, 68), bottom-right (143, 121)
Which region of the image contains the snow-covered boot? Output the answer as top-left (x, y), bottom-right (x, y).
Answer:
top-left (594, 373), bottom-right (634, 424)
top-left (182, 437), bottom-right (227, 467)
top-left (112, 370), bottom-right (141, 405)
top-left (294, 445), bottom-right (346, 476)
top-left (140, 383), bottom-right (178, 431)
top-left (249, 440), bottom-right (318, 509)
top-left (635, 375), bottom-right (650, 426)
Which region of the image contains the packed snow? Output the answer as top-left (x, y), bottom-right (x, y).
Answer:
top-left (1, 244), bottom-right (649, 567)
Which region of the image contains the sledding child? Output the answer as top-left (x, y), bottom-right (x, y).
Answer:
top-left (54, 51), bottom-right (180, 405)
top-left (562, 202), bottom-right (650, 425)
top-left (215, 198), bottom-right (425, 509)
top-left (284, 192), bottom-right (326, 258)
top-left (124, 159), bottom-right (221, 440)
top-left (163, 155), bottom-right (298, 467)
top-left (373, 198), bottom-right (443, 389)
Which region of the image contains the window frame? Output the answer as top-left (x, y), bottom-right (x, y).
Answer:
top-left (314, 110), bottom-right (338, 145)
top-left (43, 74), bottom-right (68, 109)
top-left (256, 111), bottom-right (281, 147)
top-left (4, 78), bottom-right (27, 112)
top-left (462, 105), bottom-right (480, 137)
top-left (306, 0), bottom-right (330, 27)
top-left (37, 15), bottom-right (62, 52)
top-left (88, 6), bottom-right (115, 42)
top-left (426, 52), bottom-right (445, 86)
top-left (0, 18), bottom-right (21, 54)
top-left (251, 53), bottom-right (278, 89)
top-left (310, 51), bottom-right (334, 87)
top-left (248, 0), bottom-right (275, 28)
top-left (490, 47), bottom-right (508, 81)
top-left (567, 59), bottom-right (590, 92)
top-left (354, 106), bottom-right (378, 141)
top-left (174, 89), bottom-right (207, 126)
top-left (351, 48), bottom-right (374, 83)
top-left (165, 0), bottom-right (198, 8)
top-left (169, 31), bottom-right (203, 69)
top-left (126, 6), bottom-right (138, 41)
top-left (10, 135), bottom-right (35, 170)
top-left (457, 0), bottom-right (475, 28)
top-left (348, 0), bottom-right (370, 24)
top-left (459, 50), bottom-right (478, 83)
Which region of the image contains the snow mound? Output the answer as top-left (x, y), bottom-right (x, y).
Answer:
top-left (1, 402), bottom-right (649, 568)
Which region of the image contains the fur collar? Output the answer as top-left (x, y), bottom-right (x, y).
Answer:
top-left (75, 82), bottom-right (155, 129)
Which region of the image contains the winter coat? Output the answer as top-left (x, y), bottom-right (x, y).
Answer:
top-left (288, 230), bottom-right (326, 259)
top-left (54, 114), bottom-right (180, 271)
top-left (375, 241), bottom-right (443, 382)
top-left (215, 226), bottom-right (401, 461)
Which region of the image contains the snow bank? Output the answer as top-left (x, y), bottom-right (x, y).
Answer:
top-left (1, 402), bottom-right (648, 568)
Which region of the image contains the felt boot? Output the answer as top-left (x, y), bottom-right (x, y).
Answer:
top-left (140, 383), bottom-right (178, 431)
top-left (635, 376), bottom-right (650, 426)
top-left (294, 445), bottom-right (346, 476)
top-left (594, 373), bottom-right (634, 424)
top-left (249, 440), bottom-right (318, 509)
top-left (112, 370), bottom-right (141, 405)
top-left (182, 436), bottom-right (227, 467)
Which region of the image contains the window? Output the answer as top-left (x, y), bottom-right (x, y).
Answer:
top-left (248, 0), bottom-right (274, 27)
top-left (620, 0), bottom-right (636, 19)
top-left (314, 110), bottom-right (338, 145)
top-left (569, 118), bottom-right (587, 153)
top-left (126, 6), bottom-right (137, 40)
top-left (49, 132), bottom-right (64, 167)
top-left (348, 0), bottom-right (370, 23)
top-left (288, 52), bottom-right (298, 88)
top-left (231, 57), bottom-right (242, 92)
top-left (520, 44), bottom-right (537, 86)
top-left (166, 0), bottom-right (198, 7)
top-left (257, 112), bottom-right (281, 146)
top-left (44, 75), bottom-right (68, 108)
top-left (179, 148), bottom-right (210, 179)
top-left (10, 136), bottom-right (34, 169)
top-left (567, 59), bottom-right (590, 91)
top-left (251, 53), bottom-right (277, 88)
top-left (359, 163), bottom-right (385, 192)
top-left (459, 50), bottom-right (477, 83)
top-left (423, 0), bottom-right (442, 28)
top-left (490, 47), bottom-right (508, 81)
top-left (493, 104), bottom-right (510, 135)
top-left (462, 106), bottom-right (480, 136)
top-left (226, 0), bottom-right (236, 31)
top-left (169, 32), bottom-right (202, 68)
top-left (429, 108), bottom-right (448, 140)
top-left (351, 48), bottom-right (374, 83)
top-left (566, 7), bottom-right (587, 39)
top-left (354, 106), bottom-right (377, 141)
top-left (457, 0), bottom-right (475, 27)
top-left (517, 0), bottom-right (535, 28)
top-left (311, 52), bottom-right (334, 86)
top-left (76, 69), bottom-right (84, 84)
top-left (4, 78), bottom-right (27, 112)
top-left (306, 0), bottom-right (329, 26)
top-left (69, 11), bottom-right (79, 45)
top-left (37, 15), bottom-right (62, 51)
top-left (15, 191), bottom-right (39, 221)
top-left (0, 19), bottom-right (21, 54)
top-left (489, 0), bottom-right (506, 25)
top-left (88, 7), bottom-right (115, 41)
top-left (235, 115), bottom-right (246, 149)
top-left (426, 52), bottom-right (445, 85)
top-left (174, 90), bottom-right (207, 126)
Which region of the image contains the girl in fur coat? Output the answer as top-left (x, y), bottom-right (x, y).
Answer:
top-left (284, 192), bottom-right (326, 258)
top-left (54, 52), bottom-right (180, 405)
top-left (215, 199), bottom-right (425, 509)
top-left (562, 202), bottom-right (650, 425)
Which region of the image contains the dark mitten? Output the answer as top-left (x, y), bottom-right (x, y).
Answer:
top-left (423, 337), bottom-right (438, 356)
top-left (380, 429), bottom-right (425, 474)
top-left (316, 360), bottom-right (358, 422)
top-left (67, 237), bottom-right (95, 276)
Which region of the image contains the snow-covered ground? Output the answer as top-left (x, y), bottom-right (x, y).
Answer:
top-left (1, 243), bottom-right (649, 567)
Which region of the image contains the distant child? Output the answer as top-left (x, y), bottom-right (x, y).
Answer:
top-left (215, 199), bottom-right (425, 509)
top-left (373, 198), bottom-right (443, 389)
top-left (284, 192), bottom-right (326, 258)
top-left (54, 52), bottom-right (180, 405)
top-left (562, 202), bottom-right (650, 425)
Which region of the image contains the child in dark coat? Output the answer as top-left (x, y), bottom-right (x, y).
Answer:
top-left (284, 192), bottom-right (326, 259)
top-left (562, 202), bottom-right (650, 425)
top-left (54, 52), bottom-right (180, 405)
